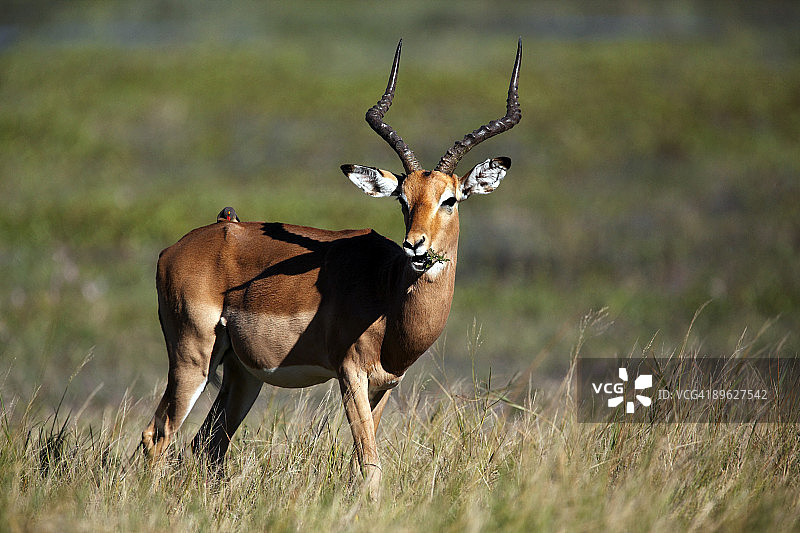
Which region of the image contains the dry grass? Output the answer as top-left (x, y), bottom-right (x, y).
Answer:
top-left (2, 319), bottom-right (799, 532)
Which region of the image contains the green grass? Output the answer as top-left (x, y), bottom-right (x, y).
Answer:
top-left (2, 34), bottom-right (797, 403)
top-left (1, 1), bottom-right (799, 530)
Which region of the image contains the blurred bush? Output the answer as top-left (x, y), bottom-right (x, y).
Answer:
top-left (0, 1), bottom-right (798, 411)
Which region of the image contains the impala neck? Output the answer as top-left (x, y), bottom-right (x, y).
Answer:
top-left (385, 216), bottom-right (459, 375)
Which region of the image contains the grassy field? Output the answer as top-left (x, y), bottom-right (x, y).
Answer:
top-left (3, 318), bottom-right (800, 531)
top-left (1, 1), bottom-right (799, 530)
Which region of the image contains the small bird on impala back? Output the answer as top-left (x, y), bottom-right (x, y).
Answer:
top-left (217, 207), bottom-right (240, 223)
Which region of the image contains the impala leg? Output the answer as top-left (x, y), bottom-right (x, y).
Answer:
top-left (348, 387), bottom-right (392, 487)
top-left (141, 350), bottom-right (209, 461)
top-left (192, 350), bottom-right (263, 471)
top-left (142, 305), bottom-right (222, 462)
top-left (370, 388), bottom-right (392, 432)
top-left (340, 369), bottom-right (382, 501)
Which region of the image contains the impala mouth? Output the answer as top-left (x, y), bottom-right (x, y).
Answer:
top-left (410, 254), bottom-right (429, 272)
top-left (408, 248), bottom-right (450, 273)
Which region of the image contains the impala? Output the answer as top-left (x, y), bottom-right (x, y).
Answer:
top-left (141, 39), bottom-right (522, 499)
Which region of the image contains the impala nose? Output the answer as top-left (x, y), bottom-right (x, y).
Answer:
top-left (403, 235), bottom-right (426, 257)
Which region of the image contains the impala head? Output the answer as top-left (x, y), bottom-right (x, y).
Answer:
top-left (342, 39), bottom-right (522, 274)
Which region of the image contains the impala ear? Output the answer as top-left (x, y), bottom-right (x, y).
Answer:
top-left (341, 164), bottom-right (402, 197)
top-left (459, 157), bottom-right (511, 199)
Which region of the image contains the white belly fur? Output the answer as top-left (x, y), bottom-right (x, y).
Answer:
top-left (245, 364), bottom-right (338, 388)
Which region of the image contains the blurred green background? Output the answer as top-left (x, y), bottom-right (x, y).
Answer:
top-left (1, 1), bottom-right (798, 417)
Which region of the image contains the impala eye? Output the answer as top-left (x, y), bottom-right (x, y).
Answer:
top-left (441, 196), bottom-right (457, 210)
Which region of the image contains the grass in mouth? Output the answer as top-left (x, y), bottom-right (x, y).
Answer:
top-left (424, 248), bottom-right (450, 270)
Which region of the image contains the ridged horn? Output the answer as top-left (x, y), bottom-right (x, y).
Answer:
top-left (365, 40), bottom-right (422, 175)
top-left (434, 38), bottom-right (522, 175)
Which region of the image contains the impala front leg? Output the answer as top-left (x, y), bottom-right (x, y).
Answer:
top-left (369, 388), bottom-right (392, 433)
top-left (339, 368), bottom-right (381, 501)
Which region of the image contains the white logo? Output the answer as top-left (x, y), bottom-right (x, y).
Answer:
top-left (607, 368), bottom-right (652, 413)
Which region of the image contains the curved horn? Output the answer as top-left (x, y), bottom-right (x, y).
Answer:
top-left (365, 40), bottom-right (422, 175)
top-left (435, 39), bottom-right (522, 175)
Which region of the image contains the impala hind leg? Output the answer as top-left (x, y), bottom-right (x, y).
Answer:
top-left (142, 309), bottom-right (225, 461)
top-left (141, 358), bottom-right (209, 460)
top-left (192, 350), bottom-right (263, 470)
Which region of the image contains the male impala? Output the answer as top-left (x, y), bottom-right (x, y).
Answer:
top-left (142, 39), bottom-right (522, 499)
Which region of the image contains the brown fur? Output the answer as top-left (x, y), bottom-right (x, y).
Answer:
top-left (141, 40), bottom-right (520, 501)
top-left (142, 171), bottom-right (464, 499)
